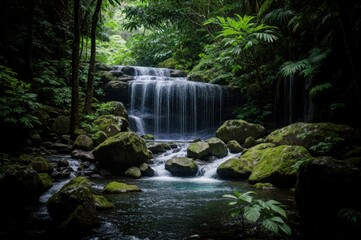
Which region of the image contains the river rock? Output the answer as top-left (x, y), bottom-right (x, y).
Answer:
top-left (295, 157), bottom-right (361, 239)
top-left (121, 66), bottom-right (136, 76)
top-left (148, 142), bottom-right (171, 154)
top-left (92, 131), bottom-right (108, 146)
top-left (206, 137), bottom-right (228, 158)
top-left (73, 134), bottom-right (94, 151)
top-left (93, 195), bottom-right (114, 210)
top-left (217, 158), bottom-right (253, 180)
top-left (92, 115), bottom-right (129, 137)
top-left (265, 122), bottom-right (360, 158)
top-left (38, 173), bottom-right (53, 190)
top-left (124, 166), bottom-right (142, 178)
top-left (102, 181), bottom-right (141, 193)
top-left (47, 177), bottom-right (99, 233)
top-left (139, 163), bottom-right (155, 177)
top-left (248, 145), bottom-right (312, 188)
top-left (1, 166), bottom-right (44, 204)
top-left (93, 132), bottom-right (150, 174)
top-left (244, 137), bottom-right (265, 148)
top-left (30, 156), bottom-right (53, 173)
top-left (187, 141), bottom-right (210, 160)
top-left (165, 157), bottom-right (199, 176)
top-left (215, 119), bottom-right (266, 145)
top-left (226, 140), bottom-right (244, 153)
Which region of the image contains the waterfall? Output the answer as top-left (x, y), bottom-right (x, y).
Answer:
top-left (127, 66), bottom-right (227, 140)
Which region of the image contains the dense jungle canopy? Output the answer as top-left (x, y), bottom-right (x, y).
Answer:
top-left (0, 0), bottom-right (360, 146)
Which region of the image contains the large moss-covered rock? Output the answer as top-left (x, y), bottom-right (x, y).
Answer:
top-left (97, 101), bottom-right (128, 119)
top-left (139, 163), bottom-right (155, 177)
top-left (51, 115), bottom-right (70, 135)
top-left (248, 145), bottom-right (312, 188)
top-left (73, 134), bottom-right (94, 151)
top-left (1, 166), bottom-right (43, 204)
top-left (206, 137), bottom-right (228, 158)
top-left (47, 177), bottom-right (98, 232)
top-left (93, 132), bottom-right (149, 174)
top-left (216, 119), bottom-right (266, 144)
top-left (265, 122), bottom-right (359, 157)
top-left (217, 158), bottom-right (254, 180)
top-left (102, 181), bottom-right (141, 193)
top-left (187, 141), bottom-right (210, 160)
top-left (295, 157), bottom-right (361, 239)
top-left (30, 156), bottom-right (53, 173)
top-left (165, 157), bottom-right (198, 176)
top-left (92, 115), bottom-right (129, 137)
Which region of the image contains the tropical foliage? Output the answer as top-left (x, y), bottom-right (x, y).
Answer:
top-left (223, 190), bottom-right (291, 235)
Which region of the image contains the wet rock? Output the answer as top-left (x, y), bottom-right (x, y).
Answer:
top-left (226, 140), bottom-right (244, 153)
top-left (187, 141), bottom-right (210, 160)
top-left (139, 163), bottom-right (155, 177)
top-left (217, 158), bottom-right (253, 180)
top-left (124, 166), bottom-right (142, 178)
top-left (30, 156), bottom-right (53, 173)
top-left (73, 134), bottom-right (94, 151)
top-left (206, 137), bottom-right (228, 158)
top-left (165, 157), bottom-right (198, 176)
top-left (93, 195), bottom-right (114, 210)
top-left (102, 181), bottom-right (141, 193)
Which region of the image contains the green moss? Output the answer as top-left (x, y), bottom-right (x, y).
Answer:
top-left (39, 173), bottom-right (53, 190)
top-left (63, 176), bottom-right (92, 191)
top-left (217, 157), bottom-right (254, 179)
top-left (248, 145), bottom-right (311, 188)
top-left (227, 140), bottom-right (244, 153)
top-left (31, 156), bottom-right (53, 173)
top-left (206, 137), bottom-right (228, 158)
top-left (142, 134), bottom-right (155, 140)
top-left (252, 182), bottom-right (275, 189)
top-left (102, 181), bottom-right (141, 194)
top-left (187, 141), bottom-right (210, 159)
top-left (92, 131), bottom-right (108, 146)
top-left (93, 194), bottom-right (114, 210)
top-left (158, 58), bottom-right (178, 69)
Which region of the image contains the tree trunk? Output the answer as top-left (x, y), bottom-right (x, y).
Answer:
top-left (70, 0), bottom-right (81, 140)
top-left (25, 0), bottom-right (35, 82)
top-left (84, 0), bottom-right (103, 114)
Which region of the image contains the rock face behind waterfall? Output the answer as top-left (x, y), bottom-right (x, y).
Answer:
top-left (93, 132), bottom-right (149, 174)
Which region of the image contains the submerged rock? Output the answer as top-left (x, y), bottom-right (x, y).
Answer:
top-left (215, 119), bottom-right (266, 145)
top-left (165, 157), bottom-right (199, 176)
top-left (102, 181), bottom-right (141, 193)
top-left (93, 195), bottom-right (114, 210)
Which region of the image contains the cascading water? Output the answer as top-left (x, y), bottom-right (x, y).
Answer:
top-left (126, 66), bottom-right (227, 140)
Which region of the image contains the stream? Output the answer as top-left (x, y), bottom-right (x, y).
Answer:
top-left (27, 142), bottom-right (295, 240)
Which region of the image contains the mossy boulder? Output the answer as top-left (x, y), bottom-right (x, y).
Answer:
top-left (39, 173), bottom-right (53, 190)
top-left (102, 181), bottom-right (141, 193)
top-left (248, 145), bottom-right (312, 188)
top-left (148, 142), bottom-right (171, 154)
top-left (295, 157), bottom-right (361, 239)
top-left (265, 122), bottom-right (360, 157)
top-left (92, 131), bottom-right (108, 146)
top-left (30, 156), bottom-right (53, 173)
top-left (217, 158), bottom-right (254, 180)
top-left (226, 140), bottom-right (244, 153)
top-left (1, 166), bottom-right (44, 204)
top-left (47, 177), bottom-right (98, 232)
top-left (97, 101), bottom-right (128, 119)
top-left (93, 132), bottom-right (149, 174)
top-left (206, 137), bottom-right (228, 158)
top-left (92, 115), bottom-right (129, 137)
top-left (252, 182), bottom-right (275, 190)
top-left (73, 134), bottom-right (94, 151)
top-left (51, 115), bottom-right (70, 135)
top-left (165, 157), bottom-right (199, 176)
top-left (244, 137), bottom-right (265, 148)
top-left (187, 141), bottom-right (210, 160)
top-left (124, 166), bottom-right (142, 178)
top-left (142, 134), bottom-right (155, 140)
top-left (215, 119), bottom-right (266, 145)
top-left (93, 195), bottom-right (114, 210)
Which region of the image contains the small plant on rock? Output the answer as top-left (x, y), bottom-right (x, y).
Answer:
top-left (223, 190), bottom-right (291, 236)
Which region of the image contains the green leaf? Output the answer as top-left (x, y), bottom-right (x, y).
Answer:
top-left (279, 223), bottom-right (292, 235)
top-left (223, 194), bottom-right (238, 200)
top-left (244, 205), bottom-right (261, 222)
top-left (262, 219), bottom-right (279, 233)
